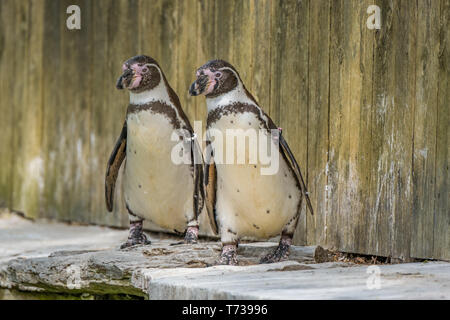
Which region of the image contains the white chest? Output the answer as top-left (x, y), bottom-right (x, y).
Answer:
top-left (124, 109), bottom-right (194, 230)
top-left (207, 111), bottom-right (301, 239)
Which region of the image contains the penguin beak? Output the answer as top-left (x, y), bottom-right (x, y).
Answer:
top-left (116, 69), bottom-right (133, 90)
top-left (189, 81), bottom-right (199, 96)
top-left (189, 75), bottom-right (209, 96)
top-left (116, 75), bottom-right (124, 89)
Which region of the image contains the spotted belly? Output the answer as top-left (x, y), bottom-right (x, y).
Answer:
top-left (124, 110), bottom-right (194, 232)
top-left (210, 112), bottom-right (301, 239)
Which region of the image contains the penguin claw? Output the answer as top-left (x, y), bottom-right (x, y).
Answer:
top-left (260, 236), bottom-right (291, 264)
top-left (184, 238), bottom-right (198, 244)
top-left (120, 235), bottom-right (151, 249)
top-left (215, 255), bottom-right (238, 266)
top-left (184, 226), bottom-right (199, 244)
top-left (259, 251), bottom-right (289, 264)
top-left (120, 220), bottom-right (151, 249)
top-left (214, 244), bottom-right (238, 266)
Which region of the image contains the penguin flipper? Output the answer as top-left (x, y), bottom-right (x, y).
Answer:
top-left (204, 145), bottom-right (218, 235)
top-left (278, 133), bottom-right (314, 216)
top-left (191, 138), bottom-right (205, 219)
top-left (105, 121), bottom-right (127, 212)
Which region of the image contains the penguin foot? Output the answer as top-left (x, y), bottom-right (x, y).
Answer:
top-left (120, 220), bottom-right (151, 249)
top-left (215, 244), bottom-right (238, 266)
top-left (260, 236), bottom-right (291, 264)
top-left (184, 226), bottom-right (199, 244)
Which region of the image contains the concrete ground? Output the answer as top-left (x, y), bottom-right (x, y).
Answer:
top-left (0, 211), bottom-right (449, 300)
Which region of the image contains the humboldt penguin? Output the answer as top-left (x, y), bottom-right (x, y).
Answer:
top-left (106, 55), bottom-right (204, 248)
top-left (189, 60), bottom-right (313, 265)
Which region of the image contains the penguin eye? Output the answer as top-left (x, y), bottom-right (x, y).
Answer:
top-left (142, 67), bottom-right (149, 74)
top-left (215, 72), bottom-right (222, 78)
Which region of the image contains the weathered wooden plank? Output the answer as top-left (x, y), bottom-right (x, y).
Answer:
top-left (139, 0), bottom-right (166, 62)
top-left (12, 0), bottom-right (45, 218)
top-left (0, 0), bottom-right (16, 209)
top-left (433, 0), bottom-right (449, 260)
top-left (268, 0), bottom-right (281, 127)
top-left (175, 0), bottom-right (198, 122)
top-left (42, 0), bottom-right (77, 220)
top-left (341, 0), bottom-right (366, 254)
top-left (194, 0), bottom-right (217, 235)
top-left (195, 0), bottom-right (216, 122)
top-left (139, 0), bottom-right (179, 103)
top-left (354, 0), bottom-right (376, 256)
top-left (387, 0), bottom-right (416, 261)
top-left (89, 0), bottom-right (109, 224)
top-left (251, 0), bottom-right (271, 114)
top-left (72, 0), bottom-right (93, 223)
top-left (104, 0), bottom-right (139, 227)
top-left (88, 0), bottom-right (123, 227)
top-left (306, 0), bottom-right (330, 245)
top-left (328, 0), bottom-right (348, 252)
top-left (369, 0), bottom-right (392, 258)
top-left (157, 0), bottom-right (178, 87)
top-left (411, 0), bottom-right (440, 259)
top-left (41, 0), bottom-right (62, 220)
top-left (367, 0), bottom-right (417, 259)
top-left (348, 0), bottom-right (376, 255)
top-left (268, 0), bottom-right (309, 246)
top-left (230, 0), bottom-right (254, 92)
top-left (49, 0), bottom-right (92, 222)
top-left (328, 0), bottom-right (377, 255)
top-left (214, 0), bottom-right (234, 63)
top-left (10, 0), bottom-right (31, 214)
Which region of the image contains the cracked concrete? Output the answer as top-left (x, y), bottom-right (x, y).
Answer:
top-left (0, 212), bottom-right (449, 300)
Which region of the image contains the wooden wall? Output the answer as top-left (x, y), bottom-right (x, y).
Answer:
top-left (0, 0), bottom-right (448, 260)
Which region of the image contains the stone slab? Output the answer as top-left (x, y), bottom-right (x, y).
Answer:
top-left (1, 212), bottom-right (449, 300)
top-left (138, 261), bottom-right (450, 299)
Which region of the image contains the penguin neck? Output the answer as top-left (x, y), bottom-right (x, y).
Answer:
top-left (129, 79), bottom-right (171, 106)
top-left (206, 81), bottom-right (257, 113)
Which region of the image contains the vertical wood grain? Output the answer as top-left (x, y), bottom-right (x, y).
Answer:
top-left (270, 0), bottom-right (309, 246)
top-left (411, 0), bottom-right (440, 259)
top-left (329, 0), bottom-right (371, 253)
top-left (307, 0), bottom-right (330, 245)
top-left (0, 0), bottom-right (16, 209)
top-left (41, 0), bottom-right (61, 220)
top-left (176, 0), bottom-right (198, 122)
top-left (433, 0), bottom-right (449, 260)
top-left (10, 0), bottom-right (31, 215)
top-left (251, 0), bottom-right (271, 114)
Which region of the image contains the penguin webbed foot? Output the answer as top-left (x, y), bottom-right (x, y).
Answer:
top-left (184, 226), bottom-right (199, 244)
top-left (260, 235), bottom-right (292, 264)
top-left (120, 220), bottom-right (151, 249)
top-left (215, 244), bottom-right (238, 266)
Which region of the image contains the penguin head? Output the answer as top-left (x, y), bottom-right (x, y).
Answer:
top-left (189, 59), bottom-right (241, 98)
top-left (116, 55), bottom-right (162, 93)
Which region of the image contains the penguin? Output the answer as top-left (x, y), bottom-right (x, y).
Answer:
top-left (189, 59), bottom-right (313, 265)
top-left (105, 55), bottom-right (204, 248)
